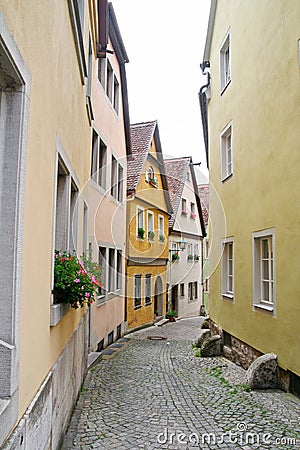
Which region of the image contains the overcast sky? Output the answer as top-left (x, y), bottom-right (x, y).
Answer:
top-left (111, 0), bottom-right (211, 181)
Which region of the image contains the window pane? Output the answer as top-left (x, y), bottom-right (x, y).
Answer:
top-left (262, 280), bottom-right (269, 302)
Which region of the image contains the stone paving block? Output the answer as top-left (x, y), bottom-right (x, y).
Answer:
top-left (61, 318), bottom-right (300, 450)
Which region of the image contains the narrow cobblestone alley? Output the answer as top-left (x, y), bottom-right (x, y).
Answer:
top-left (62, 318), bottom-right (300, 449)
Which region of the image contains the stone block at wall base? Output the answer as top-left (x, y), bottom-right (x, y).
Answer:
top-left (246, 353), bottom-right (278, 390)
top-left (2, 313), bottom-right (88, 450)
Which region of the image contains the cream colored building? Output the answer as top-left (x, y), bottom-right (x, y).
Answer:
top-left (0, 1), bottom-right (129, 448)
top-left (87, 3), bottom-right (131, 352)
top-left (164, 157), bottom-right (206, 318)
top-left (200, 0), bottom-right (300, 392)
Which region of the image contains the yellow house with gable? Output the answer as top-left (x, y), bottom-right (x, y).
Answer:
top-left (126, 121), bottom-right (172, 330)
top-left (200, 0), bottom-right (300, 393)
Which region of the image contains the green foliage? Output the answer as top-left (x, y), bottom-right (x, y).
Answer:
top-left (165, 309), bottom-right (177, 319)
top-left (148, 230), bottom-right (155, 240)
top-left (53, 250), bottom-right (102, 309)
top-left (194, 348), bottom-right (201, 357)
top-left (159, 234), bottom-right (165, 242)
top-left (172, 252), bottom-right (179, 261)
top-left (137, 227), bottom-right (145, 238)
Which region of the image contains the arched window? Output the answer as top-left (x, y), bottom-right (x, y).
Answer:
top-left (146, 166), bottom-right (154, 181)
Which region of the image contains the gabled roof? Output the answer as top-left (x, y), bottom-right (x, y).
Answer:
top-left (164, 157), bottom-right (206, 237)
top-left (127, 121), bottom-right (157, 193)
top-left (127, 120), bottom-right (173, 214)
top-left (164, 157), bottom-right (190, 228)
top-left (198, 184), bottom-right (209, 229)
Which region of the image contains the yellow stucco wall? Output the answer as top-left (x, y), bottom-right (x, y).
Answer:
top-left (0, 0), bottom-right (92, 416)
top-left (126, 266), bottom-right (167, 329)
top-left (126, 148), bottom-right (170, 329)
top-left (208, 0), bottom-right (300, 375)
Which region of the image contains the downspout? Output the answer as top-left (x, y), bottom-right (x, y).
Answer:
top-left (198, 62), bottom-right (211, 170)
top-left (199, 62), bottom-right (210, 314)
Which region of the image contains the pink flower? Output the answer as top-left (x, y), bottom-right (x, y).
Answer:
top-left (74, 278), bottom-right (80, 283)
top-left (85, 292), bottom-right (90, 298)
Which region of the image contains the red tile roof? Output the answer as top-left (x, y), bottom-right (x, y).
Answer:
top-left (164, 157), bottom-right (191, 228)
top-left (198, 184), bottom-right (209, 228)
top-left (127, 121), bottom-right (157, 192)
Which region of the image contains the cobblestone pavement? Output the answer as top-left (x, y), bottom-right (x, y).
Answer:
top-left (62, 318), bottom-right (300, 449)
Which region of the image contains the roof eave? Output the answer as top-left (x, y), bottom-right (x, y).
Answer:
top-left (202, 0), bottom-right (218, 65)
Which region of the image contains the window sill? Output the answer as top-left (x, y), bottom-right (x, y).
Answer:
top-left (222, 293), bottom-right (234, 300)
top-left (220, 79), bottom-right (231, 96)
top-left (90, 179), bottom-right (106, 194)
top-left (134, 305), bottom-right (142, 310)
top-left (253, 303), bottom-right (274, 313)
top-left (221, 172), bottom-right (233, 183)
top-left (50, 303), bottom-right (70, 326)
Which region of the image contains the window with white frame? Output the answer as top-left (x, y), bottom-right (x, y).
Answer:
top-left (222, 238), bottom-right (234, 298)
top-left (55, 157), bottom-right (79, 253)
top-left (98, 57), bottom-right (106, 87)
top-left (158, 215), bottom-right (165, 242)
top-left (137, 206), bottom-right (144, 238)
top-left (220, 31), bottom-right (231, 92)
top-left (190, 202), bottom-right (196, 219)
top-left (99, 246), bottom-right (106, 297)
top-left (106, 60), bottom-right (113, 101)
top-left (113, 75), bottom-right (119, 113)
top-left (86, 36), bottom-right (93, 122)
top-left (253, 229), bottom-right (275, 311)
top-left (188, 282), bottom-right (193, 300)
top-left (180, 283), bottom-right (185, 297)
top-left (221, 122), bottom-right (233, 180)
top-left (147, 211), bottom-right (154, 240)
top-left (68, 0), bottom-right (87, 83)
top-left (194, 243), bottom-right (200, 261)
top-left (145, 274), bottom-right (152, 305)
top-left (193, 282), bottom-right (198, 299)
top-left (187, 243), bottom-right (193, 261)
top-left (82, 203), bottom-right (88, 256)
top-left (181, 198), bottom-right (187, 216)
top-left (134, 274), bottom-right (142, 308)
top-left (108, 248), bottom-right (115, 293)
top-left (116, 250), bottom-right (122, 291)
top-left (110, 155), bottom-right (123, 202)
top-left (91, 130), bottom-right (107, 188)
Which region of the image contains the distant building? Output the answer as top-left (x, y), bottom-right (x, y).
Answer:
top-left (88, 2), bottom-right (131, 352)
top-left (164, 157), bottom-right (206, 317)
top-left (125, 121), bottom-right (172, 330)
top-left (200, 0), bottom-right (300, 392)
top-left (198, 184), bottom-right (209, 312)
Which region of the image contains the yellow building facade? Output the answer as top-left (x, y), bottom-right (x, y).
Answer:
top-left (0, 1), bottom-right (125, 447)
top-left (201, 0), bottom-right (300, 391)
top-left (126, 121), bottom-right (172, 330)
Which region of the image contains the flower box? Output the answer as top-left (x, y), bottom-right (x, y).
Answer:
top-left (172, 252), bottom-right (180, 261)
top-left (148, 177), bottom-right (158, 188)
top-left (137, 227), bottom-right (145, 239)
top-left (181, 210), bottom-right (188, 216)
top-left (148, 230), bottom-right (155, 240)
